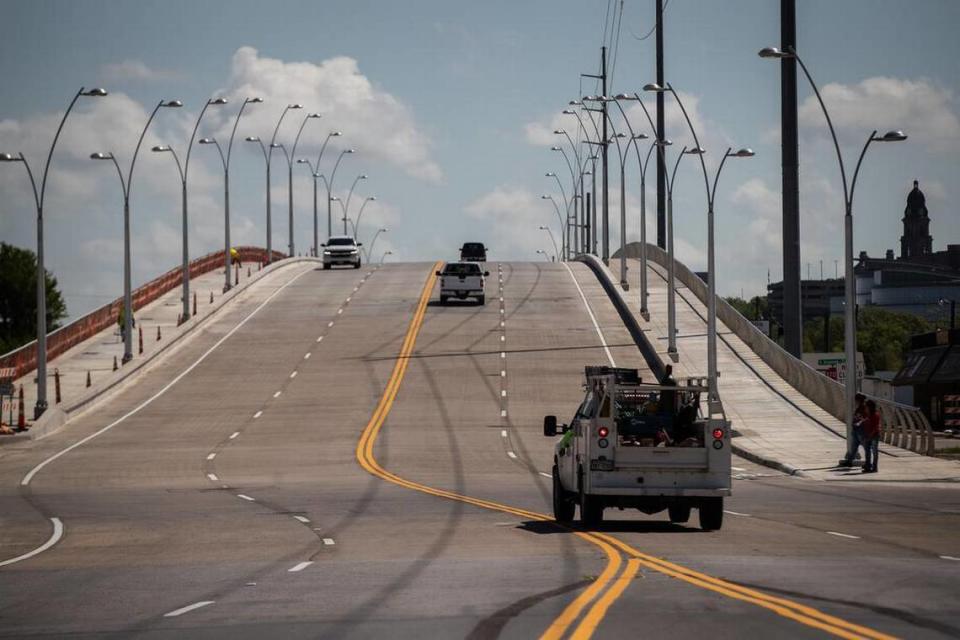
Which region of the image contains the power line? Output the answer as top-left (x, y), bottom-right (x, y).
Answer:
top-left (630, 0), bottom-right (670, 41)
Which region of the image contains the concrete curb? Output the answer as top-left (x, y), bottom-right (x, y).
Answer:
top-left (1, 258), bottom-right (320, 445)
top-left (731, 443), bottom-right (809, 478)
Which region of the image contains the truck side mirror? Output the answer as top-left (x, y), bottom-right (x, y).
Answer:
top-left (484, 271), bottom-right (490, 277)
top-left (543, 415), bottom-right (558, 437)
top-left (320, 243), bottom-right (327, 247)
top-left (357, 242), bottom-right (363, 246)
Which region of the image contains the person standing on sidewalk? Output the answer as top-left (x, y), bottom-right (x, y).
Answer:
top-left (862, 400), bottom-right (881, 473)
top-left (841, 393), bottom-right (868, 467)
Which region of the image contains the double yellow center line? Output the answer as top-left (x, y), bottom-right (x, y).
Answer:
top-left (355, 263), bottom-right (896, 640)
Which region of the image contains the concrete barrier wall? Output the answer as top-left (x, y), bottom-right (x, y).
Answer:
top-left (618, 242), bottom-right (935, 456)
top-left (0, 247), bottom-right (286, 380)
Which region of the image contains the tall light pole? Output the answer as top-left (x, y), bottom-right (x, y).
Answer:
top-left (760, 46), bottom-right (907, 457)
top-left (245, 136), bottom-right (271, 255)
top-left (203, 96), bottom-right (262, 291)
top-left (367, 227), bottom-right (388, 265)
top-left (343, 174), bottom-right (369, 226)
top-left (540, 195), bottom-right (566, 260)
top-left (354, 196), bottom-right (377, 244)
top-left (151, 97), bottom-right (226, 320)
top-left (379, 250), bottom-right (393, 265)
top-left (270, 142), bottom-right (294, 252)
top-left (0, 87), bottom-right (107, 417)
top-left (550, 145), bottom-right (578, 255)
top-left (545, 172), bottom-right (569, 258)
top-left (265, 104), bottom-right (301, 259)
top-left (91, 98), bottom-right (182, 364)
top-left (313, 131), bottom-right (343, 237)
top-left (328, 149), bottom-right (355, 236)
top-left (296, 158), bottom-right (329, 256)
top-left (536, 249), bottom-right (553, 262)
top-left (538, 225), bottom-right (559, 260)
top-left (288, 112), bottom-right (320, 256)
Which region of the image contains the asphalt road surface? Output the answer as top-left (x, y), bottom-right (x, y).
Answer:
top-left (0, 261), bottom-right (958, 639)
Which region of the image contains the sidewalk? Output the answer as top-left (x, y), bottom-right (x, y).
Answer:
top-left (610, 257), bottom-right (960, 484)
top-left (1, 260), bottom-right (301, 438)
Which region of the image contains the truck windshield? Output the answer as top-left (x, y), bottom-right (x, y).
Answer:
top-left (328, 238), bottom-right (356, 246)
top-left (614, 388), bottom-right (704, 447)
top-left (443, 263), bottom-right (481, 275)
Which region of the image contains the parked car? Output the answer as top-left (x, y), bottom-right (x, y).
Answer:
top-left (321, 236), bottom-right (362, 269)
top-left (459, 242), bottom-right (487, 262)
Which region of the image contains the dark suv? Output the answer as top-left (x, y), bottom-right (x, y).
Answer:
top-left (460, 242), bottom-right (487, 262)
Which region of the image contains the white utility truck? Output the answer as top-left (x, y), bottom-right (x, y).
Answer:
top-left (544, 366), bottom-right (731, 530)
top-left (436, 262), bottom-right (489, 305)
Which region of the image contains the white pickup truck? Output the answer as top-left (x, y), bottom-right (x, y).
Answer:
top-left (436, 262), bottom-right (489, 305)
top-left (544, 366), bottom-right (731, 530)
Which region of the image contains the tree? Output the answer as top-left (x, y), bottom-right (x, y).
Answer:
top-left (724, 295), bottom-right (769, 321)
top-left (0, 242), bottom-right (67, 354)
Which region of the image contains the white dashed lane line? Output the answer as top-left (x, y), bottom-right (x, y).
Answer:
top-left (501, 409), bottom-right (507, 418)
top-left (501, 430), bottom-right (508, 438)
top-left (328, 321), bottom-right (334, 328)
top-left (826, 531), bottom-right (861, 540)
top-left (229, 431), bottom-right (240, 440)
top-left (206, 473), bottom-right (219, 482)
top-left (507, 451), bottom-right (518, 459)
top-left (164, 601), bottom-right (215, 618)
top-left (253, 410), bottom-right (262, 419)
top-left (206, 453), bottom-right (216, 461)
top-left (724, 510), bottom-right (751, 517)
top-left (304, 352), bottom-right (311, 359)
top-left (293, 515), bottom-right (310, 524)
top-left (941, 555), bottom-right (960, 561)
top-left (290, 371), bottom-right (298, 379)
top-left (539, 472), bottom-right (552, 479)
top-left (288, 561), bottom-right (313, 573)
top-left (316, 336), bottom-right (323, 343)
top-left (323, 538), bottom-right (336, 546)
top-left (273, 391), bottom-right (282, 398)
top-left (237, 494), bottom-right (255, 502)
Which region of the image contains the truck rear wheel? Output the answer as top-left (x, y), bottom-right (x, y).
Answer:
top-left (580, 494), bottom-right (603, 527)
top-left (552, 466), bottom-right (575, 523)
top-left (477, 295), bottom-right (485, 305)
top-left (699, 498), bottom-right (723, 531)
top-left (668, 504), bottom-right (691, 524)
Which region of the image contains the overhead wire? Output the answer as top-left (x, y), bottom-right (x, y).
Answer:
top-left (630, 0), bottom-right (670, 41)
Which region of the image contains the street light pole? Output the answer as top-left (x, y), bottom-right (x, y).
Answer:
top-left (379, 250), bottom-right (393, 265)
top-left (295, 158), bottom-right (329, 256)
top-left (343, 174), bottom-right (369, 234)
top-left (1, 87), bottom-right (107, 417)
top-left (313, 131), bottom-right (343, 238)
top-left (245, 135), bottom-right (270, 255)
top-left (354, 196), bottom-right (377, 246)
top-left (540, 195), bottom-right (566, 260)
top-left (91, 98), bottom-right (181, 364)
top-left (288, 112), bottom-right (320, 256)
top-left (538, 225), bottom-right (559, 260)
top-left (760, 45), bottom-right (907, 460)
top-left (366, 227), bottom-right (388, 265)
top-left (329, 149), bottom-right (355, 236)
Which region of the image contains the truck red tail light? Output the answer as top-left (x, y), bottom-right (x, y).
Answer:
top-left (598, 426), bottom-right (609, 438)
top-left (712, 428), bottom-right (724, 439)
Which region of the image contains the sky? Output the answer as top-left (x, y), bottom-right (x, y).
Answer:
top-left (1, 0), bottom-right (958, 322)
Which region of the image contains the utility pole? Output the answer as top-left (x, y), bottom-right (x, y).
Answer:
top-left (601, 46), bottom-right (610, 263)
top-left (781, 0), bottom-right (803, 357)
top-left (656, 0), bottom-right (666, 249)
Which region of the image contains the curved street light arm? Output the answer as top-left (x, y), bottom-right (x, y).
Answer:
top-left (39, 88), bottom-right (84, 209)
top-left (788, 48), bottom-right (849, 205)
top-left (166, 146), bottom-right (185, 183)
top-left (15, 153), bottom-right (41, 210)
top-left (227, 99), bottom-right (255, 170)
top-left (267, 104), bottom-right (293, 166)
top-left (184, 100), bottom-right (217, 179)
top-left (710, 148), bottom-right (733, 206)
top-left (126, 101), bottom-right (165, 201)
top-left (665, 84), bottom-right (710, 206)
top-left (315, 132), bottom-right (339, 169)
top-left (250, 138), bottom-right (268, 164)
top-left (344, 174), bottom-right (366, 218)
top-left (669, 145), bottom-right (688, 196)
top-left (355, 197), bottom-right (376, 240)
top-left (210, 140), bottom-right (227, 173)
top-left (291, 114), bottom-right (318, 164)
top-left (849, 131), bottom-right (878, 208)
top-left (105, 153), bottom-right (129, 200)
top-left (547, 174), bottom-right (569, 214)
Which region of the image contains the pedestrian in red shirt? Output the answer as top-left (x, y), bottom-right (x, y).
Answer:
top-left (862, 400), bottom-right (881, 473)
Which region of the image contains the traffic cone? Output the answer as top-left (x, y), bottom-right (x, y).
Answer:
top-left (247, 266), bottom-right (251, 278)
top-left (86, 371), bottom-right (92, 388)
top-left (17, 385), bottom-right (25, 431)
top-left (234, 264), bottom-right (239, 285)
top-left (156, 326), bottom-right (161, 341)
top-left (209, 291), bottom-right (214, 304)
top-left (138, 326), bottom-right (144, 355)
top-left (54, 368), bottom-right (61, 404)
top-left (193, 291), bottom-right (197, 316)
top-left (113, 356), bottom-right (118, 371)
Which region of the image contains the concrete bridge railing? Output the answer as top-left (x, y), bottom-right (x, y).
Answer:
top-left (619, 242), bottom-right (935, 456)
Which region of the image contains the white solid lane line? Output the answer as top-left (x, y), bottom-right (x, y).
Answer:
top-left (288, 561), bottom-right (313, 572)
top-left (322, 538), bottom-right (336, 545)
top-left (164, 601), bottom-right (215, 617)
top-left (20, 267), bottom-right (312, 487)
top-left (290, 371), bottom-right (298, 379)
top-left (724, 510), bottom-right (751, 517)
top-left (273, 391), bottom-right (282, 398)
top-left (229, 431), bottom-right (240, 439)
top-left (237, 494), bottom-right (255, 502)
top-left (826, 531), bottom-right (861, 540)
top-left (731, 466), bottom-right (746, 472)
top-left (206, 453), bottom-right (217, 461)
top-left (562, 263), bottom-right (616, 367)
top-left (293, 515), bottom-right (310, 524)
top-left (941, 555), bottom-right (960, 561)
top-left (253, 410), bottom-right (263, 419)
top-left (207, 473), bottom-right (219, 482)
top-left (539, 472), bottom-right (552, 479)
top-left (0, 518), bottom-right (63, 568)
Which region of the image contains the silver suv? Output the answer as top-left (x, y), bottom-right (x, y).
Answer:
top-left (321, 236), bottom-right (362, 269)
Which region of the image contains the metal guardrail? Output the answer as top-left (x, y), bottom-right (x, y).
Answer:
top-left (620, 242), bottom-right (936, 457)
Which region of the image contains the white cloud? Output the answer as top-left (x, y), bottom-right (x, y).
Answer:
top-left (798, 76), bottom-right (960, 151)
top-left (465, 186), bottom-right (563, 259)
top-left (101, 60), bottom-right (182, 82)
top-left (208, 47), bottom-right (442, 183)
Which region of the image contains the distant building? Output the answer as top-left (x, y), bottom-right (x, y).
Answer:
top-left (768, 180), bottom-right (960, 328)
top-left (893, 328), bottom-right (960, 429)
